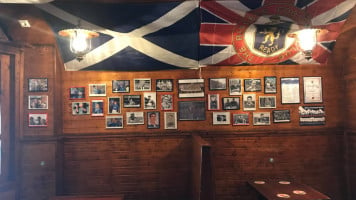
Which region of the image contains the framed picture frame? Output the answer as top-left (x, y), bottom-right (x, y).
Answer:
top-left (299, 106), bottom-right (325, 126)
top-left (126, 112), bottom-right (144, 125)
top-left (69, 87), bottom-right (85, 99)
top-left (243, 94), bottom-right (256, 111)
top-left (108, 97), bottom-right (121, 114)
top-left (178, 101), bottom-right (206, 121)
top-left (233, 113), bottom-right (249, 126)
top-left (244, 78), bottom-right (262, 92)
top-left (91, 99), bottom-right (104, 116)
top-left (229, 78), bottom-right (242, 95)
top-left (123, 95), bottom-right (141, 108)
top-left (156, 79), bottom-right (173, 92)
top-left (28, 78), bottom-right (48, 92)
top-left (164, 112), bottom-right (177, 129)
top-left (144, 92), bottom-right (157, 109)
top-left (209, 78), bottom-right (227, 90)
top-left (259, 96), bottom-right (276, 109)
top-left (72, 102), bottom-right (90, 115)
top-left (112, 80), bottom-right (130, 93)
top-left (303, 77), bottom-right (323, 103)
top-left (28, 95), bottom-right (48, 109)
top-left (253, 112), bottom-right (271, 126)
top-left (222, 97), bottom-right (240, 110)
top-left (28, 113), bottom-right (48, 127)
top-left (88, 84), bottom-right (106, 97)
top-left (264, 76), bottom-right (277, 94)
top-left (160, 94), bottom-right (173, 110)
top-left (178, 79), bottom-right (204, 98)
top-left (281, 77), bottom-right (300, 104)
top-left (207, 94), bottom-right (220, 110)
top-left (106, 115), bottom-right (123, 129)
top-left (273, 110), bottom-right (291, 123)
top-left (134, 78), bottom-right (151, 91)
top-left (147, 111), bottom-right (160, 129)
top-left (213, 112), bottom-right (230, 125)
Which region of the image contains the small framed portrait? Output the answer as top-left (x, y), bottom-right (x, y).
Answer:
top-left (91, 100), bottom-right (104, 116)
top-left (112, 80), bottom-right (130, 93)
top-left (178, 101), bottom-right (206, 121)
top-left (144, 92), bottom-right (156, 109)
top-left (89, 84), bottom-right (106, 97)
top-left (28, 78), bottom-right (48, 92)
top-left (233, 113), bottom-right (249, 126)
top-left (244, 78), bottom-right (262, 92)
top-left (160, 94), bottom-right (173, 110)
top-left (72, 102), bottom-right (90, 115)
top-left (253, 112), bottom-right (271, 126)
top-left (123, 95), bottom-right (141, 108)
top-left (108, 97), bottom-right (121, 114)
top-left (134, 78), bottom-right (151, 91)
top-left (259, 96), bottom-right (276, 109)
top-left (243, 94), bottom-right (256, 111)
top-left (164, 112), bottom-right (177, 129)
top-left (229, 78), bottom-right (242, 95)
top-left (303, 77), bottom-right (323, 103)
top-left (222, 97), bottom-right (240, 110)
top-left (106, 116), bottom-right (123, 129)
top-left (156, 79), bottom-right (173, 92)
top-left (264, 76), bottom-right (277, 94)
top-left (273, 110), bottom-right (291, 123)
top-left (281, 77), bottom-right (300, 104)
top-left (208, 94), bottom-right (220, 110)
top-left (69, 87), bottom-right (85, 99)
top-left (213, 112), bottom-right (230, 125)
top-left (126, 112), bottom-right (144, 125)
top-left (178, 79), bottom-right (204, 98)
top-left (28, 113), bottom-right (48, 127)
top-left (209, 78), bottom-right (227, 90)
top-left (28, 95), bottom-right (48, 109)
top-left (147, 111), bottom-right (160, 129)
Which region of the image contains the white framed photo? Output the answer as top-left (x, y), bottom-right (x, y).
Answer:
top-left (144, 92), bottom-right (156, 109)
top-left (253, 112), bottom-right (271, 125)
top-left (164, 112), bottom-right (177, 129)
top-left (134, 78), bottom-right (151, 91)
top-left (108, 97), bottom-right (121, 114)
top-left (126, 112), bottom-right (144, 125)
top-left (89, 84), bottom-right (106, 97)
top-left (259, 96), bottom-right (276, 108)
top-left (72, 102), bottom-right (90, 115)
top-left (106, 116), bottom-right (123, 129)
top-left (213, 112), bottom-right (230, 125)
top-left (303, 77), bottom-right (323, 103)
top-left (28, 95), bottom-right (48, 109)
top-left (28, 113), bottom-right (48, 127)
top-left (243, 94), bottom-right (256, 111)
top-left (229, 78), bottom-right (242, 95)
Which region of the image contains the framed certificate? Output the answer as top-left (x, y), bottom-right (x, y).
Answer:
top-left (303, 77), bottom-right (323, 103)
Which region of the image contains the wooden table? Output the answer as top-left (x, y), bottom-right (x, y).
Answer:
top-left (248, 180), bottom-right (331, 200)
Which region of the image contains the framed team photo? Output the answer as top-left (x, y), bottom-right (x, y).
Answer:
top-left (259, 96), bottom-right (276, 109)
top-left (147, 111), bottom-right (160, 129)
top-left (208, 94), bottom-right (220, 110)
top-left (91, 99), bottom-right (104, 116)
top-left (28, 78), bottom-right (48, 92)
top-left (178, 79), bottom-right (205, 98)
top-left (229, 78), bottom-right (242, 95)
top-left (253, 112), bottom-right (271, 126)
top-left (233, 113), bottom-right (249, 126)
top-left (244, 78), bottom-right (262, 92)
top-left (209, 78), bottom-right (227, 90)
top-left (108, 97), bottom-right (121, 114)
top-left (264, 76), bottom-right (277, 94)
top-left (156, 79), bottom-right (173, 92)
top-left (164, 112), bottom-right (177, 129)
top-left (69, 87), bottom-right (85, 99)
top-left (112, 80), bottom-right (130, 93)
top-left (72, 102), bottom-right (90, 115)
top-left (106, 116), bottom-right (123, 129)
top-left (144, 92), bottom-right (157, 109)
top-left (212, 112), bottom-right (230, 125)
top-left (178, 101), bottom-right (206, 121)
top-left (126, 112), bottom-right (144, 125)
top-left (28, 95), bottom-right (48, 109)
top-left (134, 78), bottom-right (151, 91)
top-left (222, 97), bottom-right (240, 110)
top-left (28, 113), bottom-right (48, 127)
top-left (123, 95), bottom-right (141, 108)
top-left (273, 110), bottom-right (291, 123)
top-left (160, 94), bottom-right (173, 110)
top-left (89, 84), bottom-right (106, 97)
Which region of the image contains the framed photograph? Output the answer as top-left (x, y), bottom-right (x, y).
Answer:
top-left (123, 95), bottom-right (141, 108)
top-left (126, 112), bottom-right (144, 125)
top-left (243, 94), bottom-right (256, 111)
top-left (72, 102), bottom-right (90, 115)
top-left (134, 78), bottom-right (151, 91)
top-left (229, 78), bottom-right (242, 95)
top-left (209, 78), bottom-right (227, 90)
top-left (164, 112), bottom-right (177, 129)
top-left (108, 97), bottom-right (121, 114)
top-left (244, 78), bottom-right (262, 92)
top-left (178, 101), bottom-right (206, 121)
top-left (144, 92), bottom-right (157, 109)
top-left (273, 110), bottom-right (291, 123)
top-left (28, 113), bottom-right (48, 127)
top-left (222, 97), bottom-right (240, 110)
top-left (106, 116), bottom-right (123, 128)
top-left (89, 84), bottom-right (106, 97)
top-left (112, 80), bottom-right (130, 93)
top-left (178, 79), bottom-right (204, 98)
top-left (303, 77), bottom-right (323, 103)
top-left (233, 113), bottom-right (249, 126)
top-left (259, 96), bottom-right (276, 109)
top-left (91, 99), bottom-right (104, 116)
top-left (28, 78), bottom-right (48, 92)
top-left (69, 87), bottom-right (85, 99)
top-left (28, 95), bottom-right (48, 109)
top-left (213, 112), bottom-right (230, 125)
top-left (281, 77), bottom-right (300, 104)
top-left (160, 94), bottom-right (173, 110)
top-left (264, 76), bottom-right (277, 94)
top-left (208, 94), bottom-right (220, 110)
top-left (253, 112), bottom-right (271, 126)
top-left (156, 79), bottom-right (173, 92)
top-left (299, 106), bottom-right (325, 126)
top-left (147, 111), bottom-right (160, 129)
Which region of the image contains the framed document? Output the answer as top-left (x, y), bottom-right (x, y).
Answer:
top-left (281, 77), bottom-right (300, 104)
top-left (303, 77), bottom-right (323, 103)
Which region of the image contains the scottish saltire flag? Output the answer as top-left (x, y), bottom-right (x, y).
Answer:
top-left (199, 0), bottom-right (356, 65)
top-left (37, 1), bottom-right (200, 71)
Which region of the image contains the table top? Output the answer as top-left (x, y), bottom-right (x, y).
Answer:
top-left (247, 180), bottom-right (331, 200)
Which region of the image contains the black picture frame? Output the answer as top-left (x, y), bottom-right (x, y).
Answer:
top-left (272, 110), bottom-right (291, 123)
top-left (209, 78), bottom-right (227, 90)
top-left (147, 111), bottom-right (160, 129)
top-left (123, 95), bottom-right (141, 108)
top-left (244, 78), bottom-right (262, 92)
top-left (112, 80), bottom-right (130, 93)
top-left (28, 78), bottom-right (48, 92)
top-left (178, 101), bottom-right (206, 121)
top-left (69, 87), bottom-right (85, 99)
top-left (264, 76), bottom-right (277, 94)
top-left (222, 97), bottom-right (240, 110)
